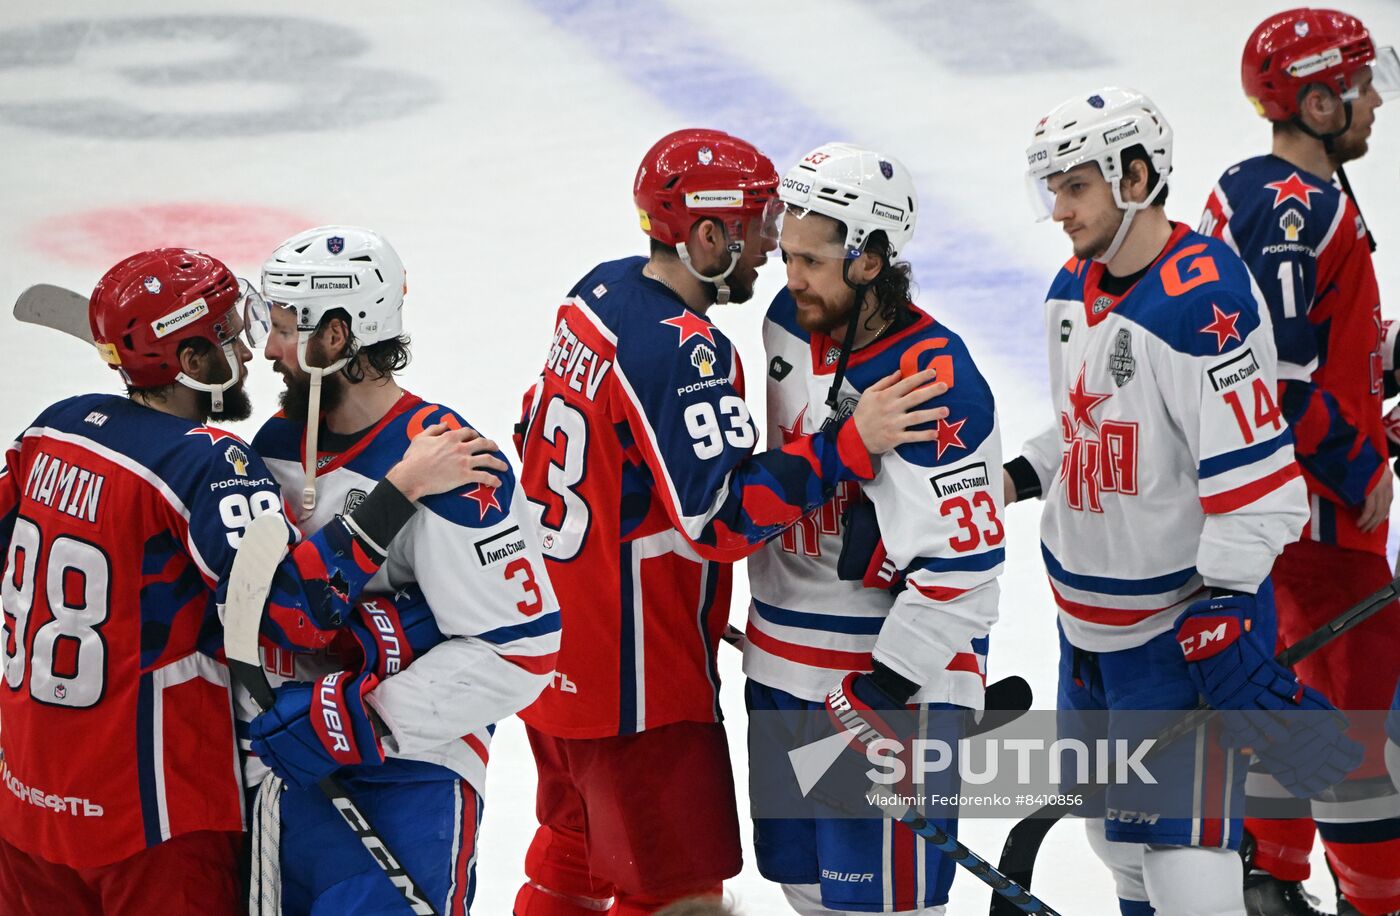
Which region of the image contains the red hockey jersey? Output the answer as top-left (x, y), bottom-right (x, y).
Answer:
top-left (516, 257), bottom-right (874, 738)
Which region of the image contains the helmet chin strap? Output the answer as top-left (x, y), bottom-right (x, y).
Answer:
top-left (1095, 171), bottom-right (1168, 265)
top-left (676, 230), bottom-right (743, 305)
top-left (1292, 98), bottom-right (1376, 251)
top-left (823, 259), bottom-right (874, 418)
top-left (295, 332), bottom-right (353, 511)
top-left (174, 341), bottom-right (242, 414)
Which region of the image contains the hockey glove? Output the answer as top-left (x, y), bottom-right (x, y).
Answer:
top-left (247, 670), bottom-right (385, 789)
top-left (836, 499), bottom-right (904, 591)
top-left (332, 586), bottom-right (444, 681)
top-left (1175, 593), bottom-right (1362, 797)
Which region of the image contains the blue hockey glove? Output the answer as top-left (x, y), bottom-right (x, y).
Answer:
top-left (248, 670), bottom-right (385, 789)
top-left (1175, 592), bottom-right (1362, 797)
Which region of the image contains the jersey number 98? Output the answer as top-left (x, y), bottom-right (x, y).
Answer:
top-left (2, 518), bottom-right (111, 708)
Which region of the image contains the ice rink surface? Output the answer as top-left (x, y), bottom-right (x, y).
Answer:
top-left (4, 1), bottom-right (1400, 912)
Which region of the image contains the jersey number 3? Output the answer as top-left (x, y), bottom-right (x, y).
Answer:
top-left (2, 518), bottom-right (110, 708)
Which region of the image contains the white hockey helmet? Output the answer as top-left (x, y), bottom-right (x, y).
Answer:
top-left (775, 143), bottom-right (917, 261)
top-left (1025, 88), bottom-right (1173, 261)
top-left (261, 225), bottom-right (407, 347)
top-left (260, 225), bottom-right (408, 512)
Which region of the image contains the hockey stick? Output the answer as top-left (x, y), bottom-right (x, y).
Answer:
top-left (225, 514), bottom-right (439, 916)
top-left (987, 573), bottom-right (1400, 916)
top-left (13, 284), bottom-right (95, 344)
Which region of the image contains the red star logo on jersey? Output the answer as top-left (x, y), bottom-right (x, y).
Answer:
top-left (933, 417), bottom-right (967, 459)
top-left (1067, 367), bottom-right (1111, 435)
top-left (463, 483), bottom-right (502, 519)
top-left (778, 406), bottom-right (808, 445)
top-left (1199, 303), bottom-right (1242, 352)
top-left (185, 426), bottom-right (244, 445)
top-left (659, 311), bottom-right (716, 346)
top-left (1264, 172), bottom-right (1324, 209)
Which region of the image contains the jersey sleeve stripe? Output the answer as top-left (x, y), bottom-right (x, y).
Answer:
top-left (475, 611), bottom-right (563, 646)
top-left (1198, 463), bottom-right (1302, 514)
top-left (500, 653), bottom-right (558, 675)
top-left (908, 548), bottom-right (1005, 575)
top-left (1197, 430), bottom-right (1293, 479)
top-left (910, 582), bottom-right (971, 603)
top-left (1041, 544), bottom-right (1196, 596)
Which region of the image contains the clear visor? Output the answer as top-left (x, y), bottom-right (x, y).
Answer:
top-left (763, 201), bottom-right (860, 262)
top-left (238, 278), bottom-right (270, 348)
top-left (1346, 46), bottom-right (1400, 99)
top-left (1024, 160), bottom-right (1106, 223)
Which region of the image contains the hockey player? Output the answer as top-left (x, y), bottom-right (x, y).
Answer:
top-left (1199, 10), bottom-right (1400, 913)
top-left (743, 143), bottom-right (1003, 915)
top-left (512, 128), bottom-right (951, 916)
top-left (0, 248), bottom-right (490, 913)
top-left (1004, 88), bottom-right (1360, 916)
top-left (243, 226), bottom-right (558, 914)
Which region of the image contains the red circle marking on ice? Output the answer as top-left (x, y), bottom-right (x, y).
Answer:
top-left (29, 204), bottom-right (318, 269)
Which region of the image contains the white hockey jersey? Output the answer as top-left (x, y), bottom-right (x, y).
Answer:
top-left (242, 393), bottom-right (560, 794)
top-left (743, 292), bottom-right (1003, 710)
top-left (1020, 224), bottom-right (1308, 652)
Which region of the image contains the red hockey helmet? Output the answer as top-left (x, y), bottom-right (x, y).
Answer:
top-left (633, 128), bottom-right (779, 248)
top-left (90, 248), bottom-right (262, 396)
top-left (1242, 8), bottom-right (1379, 121)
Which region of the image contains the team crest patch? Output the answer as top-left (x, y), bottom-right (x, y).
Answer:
top-left (824, 345), bottom-right (842, 365)
top-left (1092, 295), bottom-right (1115, 315)
top-left (769, 355), bottom-right (792, 380)
top-left (343, 488), bottom-right (367, 514)
top-left (1279, 208), bottom-right (1304, 242)
top-left (1108, 328), bottom-right (1135, 387)
top-left (690, 343), bottom-right (716, 378)
top-left (326, 236), bottom-right (345, 255)
top-left (224, 444), bottom-right (249, 476)
top-left (697, 146), bottom-right (713, 165)
top-left (1087, 94), bottom-right (1105, 109)
top-left (143, 276), bottom-right (162, 294)
top-left (879, 160), bottom-right (893, 179)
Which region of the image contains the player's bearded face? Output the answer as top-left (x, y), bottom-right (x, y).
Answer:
top-left (1048, 164), bottom-right (1122, 261)
top-left (1331, 71), bottom-right (1381, 163)
top-left (264, 307), bottom-right (347, 421)
top-left (693, 216), bottom-right (772, 305)
top-left (781, 214), bottom-right (859, 334)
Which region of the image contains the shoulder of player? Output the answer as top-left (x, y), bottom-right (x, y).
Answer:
top-left (1119, 239), bottom-right (1263, 358)
top-left (849, 309), bottom-right (995, 405)
top-left (250, 412), bottom-right (302, 463)
top-left (1046, 256), bottom-right (1089, 303)
top-left (405, 401), bottom-right (519, 528)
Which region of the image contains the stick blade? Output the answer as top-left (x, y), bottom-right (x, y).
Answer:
top-left (223, 514), bottom-right (290, 708)
top-left (14, 284), bottom-right (95, 344)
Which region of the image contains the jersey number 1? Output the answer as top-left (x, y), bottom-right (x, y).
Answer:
top-left (2, 518), bottom-right (110, 708)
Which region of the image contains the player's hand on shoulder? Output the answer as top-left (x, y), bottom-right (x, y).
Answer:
top-left (387, 422), bottom-right (509, 501)
top-left (248, 670), bottom-right (386, 789)
top-left (852, 368), bottom-right (949, 455)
